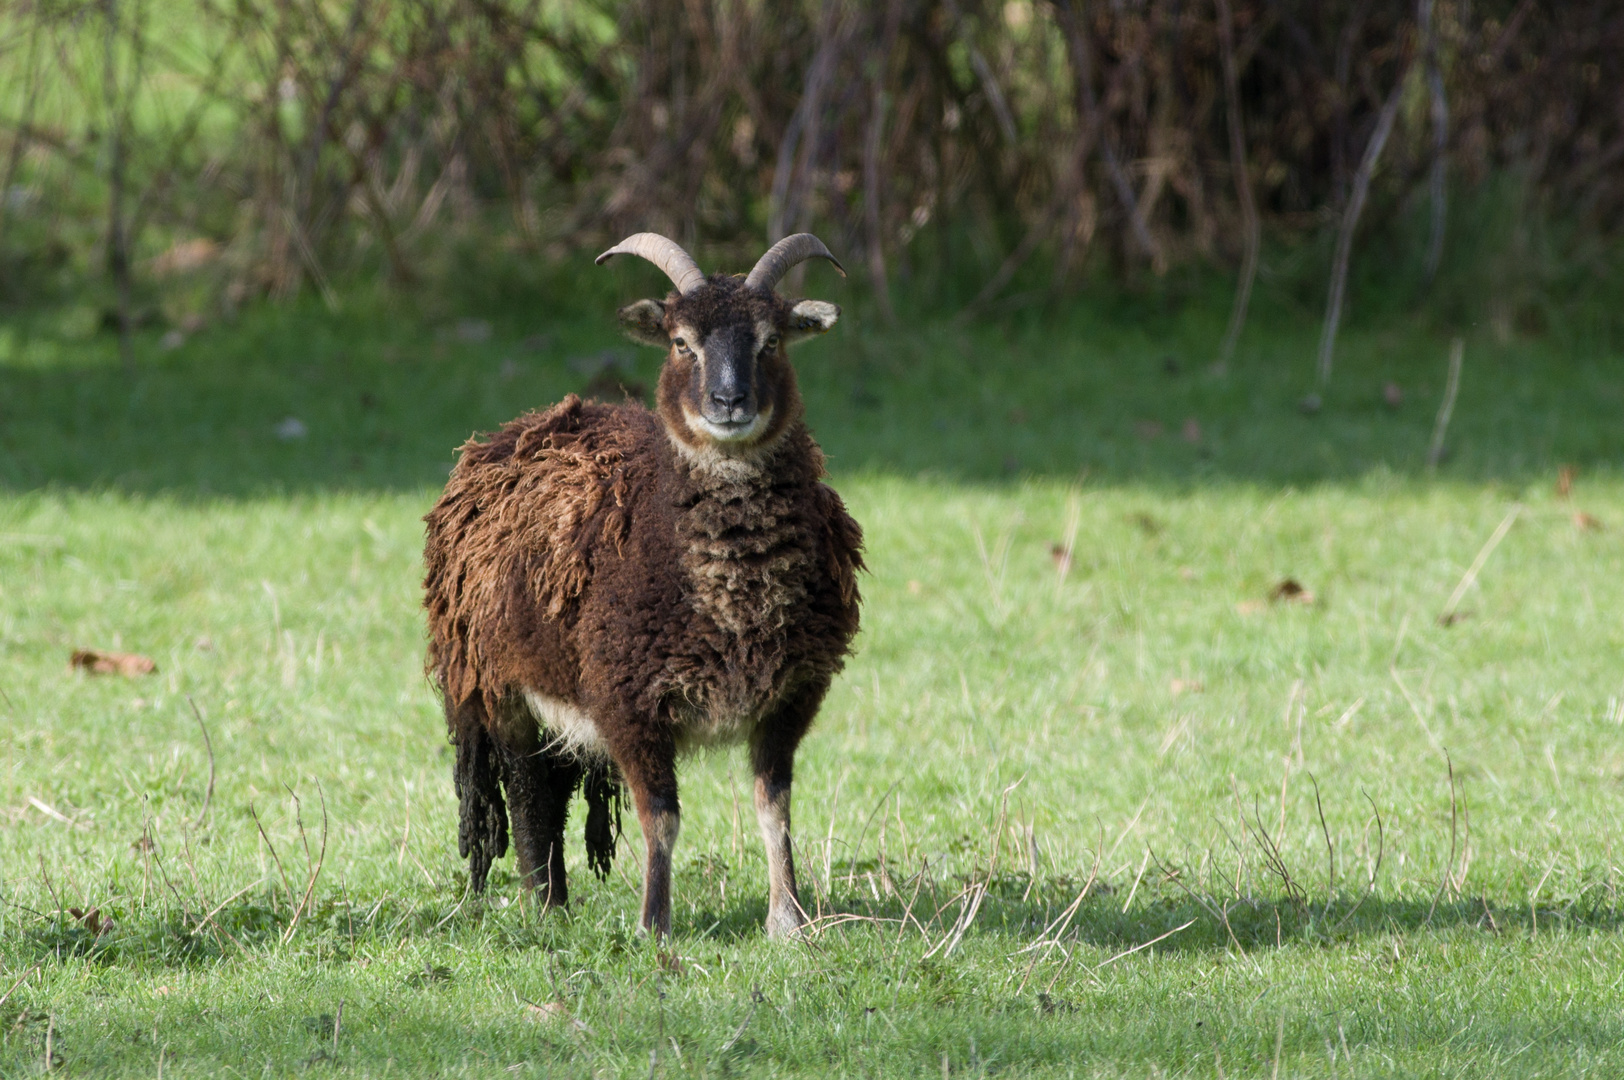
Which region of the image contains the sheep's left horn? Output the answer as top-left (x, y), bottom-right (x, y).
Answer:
top-left (744, 233), bottom-right (846, 292)
top-left (595, 233), bottom-right (707, 295)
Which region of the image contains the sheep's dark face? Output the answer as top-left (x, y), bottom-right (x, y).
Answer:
top-left (617, 275), bottom-right (839, 456)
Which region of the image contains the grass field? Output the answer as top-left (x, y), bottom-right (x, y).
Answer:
top-left (2, 278), bottom-right (1622, 1077)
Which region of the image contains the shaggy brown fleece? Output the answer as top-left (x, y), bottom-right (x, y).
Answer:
top-left (423, 393), bottom-right (863, 906)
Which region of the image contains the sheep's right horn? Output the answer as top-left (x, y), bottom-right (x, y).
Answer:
top-left (745, 233), bottom-right (846, 292)
top-left (595, 233), bottom-right (707, 295)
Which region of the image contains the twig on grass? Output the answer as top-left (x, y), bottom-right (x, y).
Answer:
top-left (0, 965), bottom-right (39, 1012)
top-left (1331, 792), bottom-right (1383, 932)
top-left (1148, 848), bottom-right (1250, 963)
top-left (844, 780), bottom-right (902, 888)
top-left (190, 881), bottom-right (255, 950)
top-left (718, 987), bottom-right (762, 1054)
top-left (1310, 775), bottom-right (1335, 921)
top-left (1427, 338), bottom-right (1464, 472)
top-left (187, 696), bottom-right (216, 830)
top-left (1439, 504), bottom-right (1521, 626)
top-left (1242, 798), bottom-right (1306, 909)
top-left (1425, 752), bottom-right (1459, 925)
top-left (1097, 918), bottom-right (1197, 972)
top-left (1044, 917), bottom-right (1197, 994)
top-left (279, 784), bottom-right (330, 945)
top-left (924, 778), bottom-right (1022, 959)
top-left (249, 802), bottom-right (295, 910)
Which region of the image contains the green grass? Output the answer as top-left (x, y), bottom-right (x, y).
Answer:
top-left (2, 281), bottom-right (1623, 1077)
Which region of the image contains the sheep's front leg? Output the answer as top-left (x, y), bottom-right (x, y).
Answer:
top-left (753, 761), bottom-right (805, 939)
top-left (617, 740), bottom-right (680, 937)
top-left (751, 683), bottom-right (825, 939)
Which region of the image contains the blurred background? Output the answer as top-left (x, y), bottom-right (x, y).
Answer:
top-left (0, 0), bottom-right (1620, 338)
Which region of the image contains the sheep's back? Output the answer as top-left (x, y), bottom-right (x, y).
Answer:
top-left (423, 395), bottom-right (657, 712)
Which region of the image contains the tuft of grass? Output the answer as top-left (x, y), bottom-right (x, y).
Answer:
top-left (2, 281), bottom-right (1622, 1075)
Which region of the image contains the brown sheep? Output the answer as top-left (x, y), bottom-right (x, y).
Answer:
top-left (423, 233), bottom-right (863, 937)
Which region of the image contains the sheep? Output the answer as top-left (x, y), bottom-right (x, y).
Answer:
top-left (422, 233), bottom-right (863, 937)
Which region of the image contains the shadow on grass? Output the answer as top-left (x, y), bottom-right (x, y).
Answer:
top-left (2, 293), bottom-right (1620, 496)
top-left (21, 877), bottom-right (1619, 974)
top-left (680, 882), bottom-right (1623, 955)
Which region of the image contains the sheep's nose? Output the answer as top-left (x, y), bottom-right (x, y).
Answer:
top-left (711, 390), bottom-right (748, 412)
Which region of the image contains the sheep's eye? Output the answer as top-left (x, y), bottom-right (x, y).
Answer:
top-left (672, 337), bottom-right (689, 351)
top-left (765, 335), bottom-right (780, 351)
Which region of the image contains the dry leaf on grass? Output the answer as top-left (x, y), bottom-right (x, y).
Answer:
top-left (68, 907), bottom-right (114, 936)
top-left (1573, 512), bottom-right (1603, 532)
top-left (1235, 599), bottom-right (1266, 615)
top-left (906, 579), bottom-right (923, 595)
top-left (70, 650), bottom-right (157, 676)
top-left (1269, 579), bottom-right (1315, 605)
top-left (1556, 464), bottom-right (1576, 499)
top-left (1170, 678), bottom-right (1204, 696)
top-left (1049, 544), bottom-right (1073, 573)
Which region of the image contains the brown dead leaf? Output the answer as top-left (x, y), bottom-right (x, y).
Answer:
top-left (1574, 512), bottom-right (1603, 532)
top-left (1129, 513), bottom-right (1162, 536)
top-left (69, 906), bottom-right (113, 936)
top-left (1134, 420), bottom-right (1164, 440)
top-left (906, 579), bottom-right (923, 595)
top-left (1049, 543), bottom-right (1073, 573)
top-left (1269, 579), bottom-right (1315, 605)
top-left (154, 985), bottom-right (173, 997)
top-left (70, 650), bottom-right (157, 677)
top-left (1170, 678), bottom-right (1204, 696)
top-left (1235, 599), bottom-right (1266, 615)
top-left (130, 835), bottom-right (155, 853)
top-left (1556, 464), bottom-right (1576, 499)
top-left (1181, 418), bottom-right (1202, 444)
top-left (1437, 611), bottom-right (1471, 627)
top-left (658, 950), bottom-right (685, 975)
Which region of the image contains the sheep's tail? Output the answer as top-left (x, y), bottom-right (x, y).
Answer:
top-left (582, 761), bottom-right (622, 880)
top-left (451, 704), bottom-right (508, 893)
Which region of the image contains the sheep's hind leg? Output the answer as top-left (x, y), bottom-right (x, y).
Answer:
top-left (609, 732), bottom-right (680, 937)
top-left (499, 741), bottom-right (582, 909)
top-left (452, 713), bottom-right (508, 894)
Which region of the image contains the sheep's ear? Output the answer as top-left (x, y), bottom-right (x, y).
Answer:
top-left (616, 299), bottom-right (668, 347)
top-left (786, 300), bottom-right (839, 344)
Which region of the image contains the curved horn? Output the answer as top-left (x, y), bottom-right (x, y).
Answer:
top-left (594, 233), bottom-right (707, 294)
top-left (744, 233), bottom-right (847, 292)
